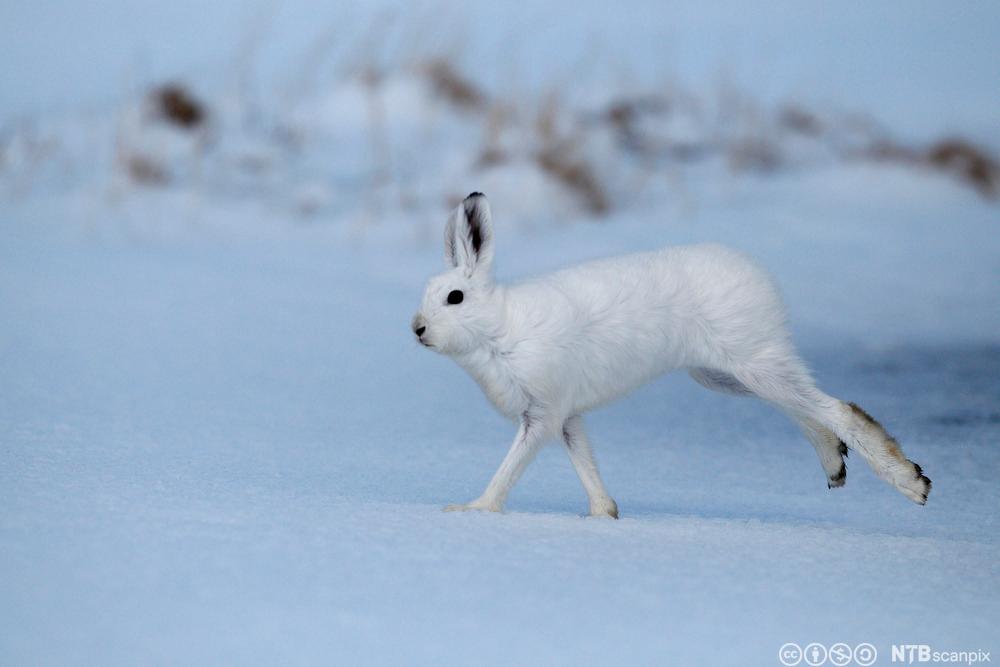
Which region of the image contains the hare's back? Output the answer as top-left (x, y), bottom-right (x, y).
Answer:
top-left (547, 243), bottom-right (771, 308)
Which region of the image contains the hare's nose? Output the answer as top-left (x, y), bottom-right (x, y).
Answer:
top-left (412, 315), bottom-right (427, 337)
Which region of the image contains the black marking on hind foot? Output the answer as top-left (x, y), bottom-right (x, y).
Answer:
top-left (910, 460), bottom-right (932, 505)
top-left (838, 440), bottom-right (849, 457)
top-left (828, 462), bottom-right (847, 489)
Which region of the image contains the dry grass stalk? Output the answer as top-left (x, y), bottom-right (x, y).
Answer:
top-left (125, 155), bottom-right (169, 185)
top-left (535, 146), bottom-right (609, 215)
top-left (423, 58), bottom-right (487, 112)
top-left (861, 136), bottom-right (998, 199)
top-left (778, 105), bottom-right (823, 136)
top-left (728, 136), bottom-right (782, 172)
top-left (475, 102), bottom-right (514, 168)
top-left (151, 84), bottom-right (206, 129)
top-left (926, 139), bottom-right (998, 198)
top-left (531, 93), bottom-right (609, 215)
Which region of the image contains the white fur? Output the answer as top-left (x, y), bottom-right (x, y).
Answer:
top-left (414, 193), bottom-right (931, 516)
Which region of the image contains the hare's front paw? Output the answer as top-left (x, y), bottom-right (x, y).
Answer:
top-left (590, 497), bottom-right (619, 519)
top-left (443, 499), bottom-right (501, 513)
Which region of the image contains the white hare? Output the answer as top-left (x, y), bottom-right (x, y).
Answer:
top-left (413, 193), bottom-right (931, 517)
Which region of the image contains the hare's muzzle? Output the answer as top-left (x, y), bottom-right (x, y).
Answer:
top-left (411, 315), bottom-right (427, 339)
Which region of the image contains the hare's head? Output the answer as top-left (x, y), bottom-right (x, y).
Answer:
top-left (413, 192), bottom-right (500, 356)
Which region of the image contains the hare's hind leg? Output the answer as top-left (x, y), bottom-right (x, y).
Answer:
top-left (689, 367), bottom-right (847, 488)
top-left (562, 416), bottom-right (618, 518)
top-left (726, 355), bottom-right (931, 504)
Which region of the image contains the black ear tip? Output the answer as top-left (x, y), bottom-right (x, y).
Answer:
top-left (465, 191), bottom-right (485, 201)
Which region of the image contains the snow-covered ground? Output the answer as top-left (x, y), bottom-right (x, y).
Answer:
top-left (2, 2), bottom-right (999, 665)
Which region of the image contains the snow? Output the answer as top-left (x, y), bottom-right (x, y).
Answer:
top-left (2, 2), bottom-right (999, 665)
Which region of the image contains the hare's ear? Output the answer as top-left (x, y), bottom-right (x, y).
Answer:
top-left (444, 192), bottom-right (494, 277)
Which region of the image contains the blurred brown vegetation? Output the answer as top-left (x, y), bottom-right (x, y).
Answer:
top-left (3, 12), bottom-right (995, 217)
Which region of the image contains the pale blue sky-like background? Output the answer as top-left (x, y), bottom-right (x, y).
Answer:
top-left (2, 0), bottom-right (998, 143)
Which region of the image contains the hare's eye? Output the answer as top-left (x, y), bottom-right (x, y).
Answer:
top-left (447, 290), bottom-right (464, 305)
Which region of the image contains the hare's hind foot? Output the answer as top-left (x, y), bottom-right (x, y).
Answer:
top-left (893, 460), bottom-right (932, 505)
top-left (840, 402), bottom-right (932, 504)
top-left (827, 441), bottom-right (849, 489)
top-left (802, 421), bottom-right (849, 490)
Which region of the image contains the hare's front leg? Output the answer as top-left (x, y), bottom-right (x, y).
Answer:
top-left (444, 410), bottom-right (547, 513)
top-left (562, 416), bottom-right (618, 518)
